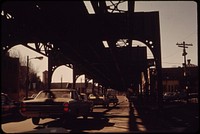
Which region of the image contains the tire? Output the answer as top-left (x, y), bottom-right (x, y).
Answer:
top-left (103, 104), bottom-right (107, 108)
top-left (104, 103), bottom-right (109, 108)
top-left (61, 115), bottom-right (76, 124)
top-left (32, 117), bottom-right (40, 125)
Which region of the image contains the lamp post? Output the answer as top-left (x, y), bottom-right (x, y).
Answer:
top-left (26, 56), bottom-right (43, 99)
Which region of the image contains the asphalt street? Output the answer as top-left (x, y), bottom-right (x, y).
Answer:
top-left (1, 95), bottom-right (199, 133)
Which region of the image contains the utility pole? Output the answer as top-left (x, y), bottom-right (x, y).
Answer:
top-left (176, 41), bottom-right (193, 102)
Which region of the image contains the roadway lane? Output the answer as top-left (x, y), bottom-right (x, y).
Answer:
top-left (85, 95), bottom-right (131, 133)
top-left (2, 95), bottom-right (198, 133)
top-left (2, 95), bottom-right (134, 133)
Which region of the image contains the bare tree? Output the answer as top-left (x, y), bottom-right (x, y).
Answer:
top-left (8, 48), bottom-right (39, 74)
top-left (8, 49), bottom-right (41, 90)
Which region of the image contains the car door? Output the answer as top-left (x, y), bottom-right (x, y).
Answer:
top-left (79, 94), bottom-right (91, 115)
top-left (70, 91), bottom-right (81, 116)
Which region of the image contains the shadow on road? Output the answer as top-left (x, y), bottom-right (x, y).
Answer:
top-left (29, 105), bottom-right (121, 133)
top-left (28, 112), bottom-right (111, 133)
top-left (130, 100), bottom-right (199, 133)
top-left (1, 113), bottom-right (27, 124)
top-left (128, 102), bottom-right (140, 132)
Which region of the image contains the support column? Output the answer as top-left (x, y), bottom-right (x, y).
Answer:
top-left (92, 79), bottom-right (95, 94)
top-left (72, 65), bottom-right (76, 89)
top-left (128, 1), bottom-right (135, 12)
top-left (48, 50), bottom-right (53, 90)
top-left (84, 76), bottom-right (88, 94)
top-left (144, 69), bottom-right (149, 96)
top-left (154, 12), bottom-right (163, 110)
top-left (156, 61), bottom-right (163, 110)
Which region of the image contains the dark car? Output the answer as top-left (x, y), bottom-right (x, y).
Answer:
top-left (107, 95), bottom-right (118, 105)
top-left (1, 93), bottom-right (20, 117)
top-left (80, 93), bottom-right (94, 109)
top-left (88, 94), bottom-right (109, 108)
top-left (176, 91), bottom-right (187, 100)
top-left (163, 92), bottom-right (178, 102)
top-left (20, 89), bottom-right (93, 125)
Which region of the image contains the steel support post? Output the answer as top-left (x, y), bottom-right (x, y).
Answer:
top-left (72, 65), bottom-right (77, 89)
top-left (48, 50), bottom-right (53, 90)
top-left (157, 64), bottom-right (163, 110)
top-left (26, 56), bottom-right (29, 99)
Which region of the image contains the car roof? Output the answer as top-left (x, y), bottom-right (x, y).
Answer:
top-left (80, 93), bottom-right (86, 95)
top-left (44, 89), bottom-right (77, 92)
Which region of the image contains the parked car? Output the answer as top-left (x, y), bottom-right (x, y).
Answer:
top-left (1, 93), bottom-right (20, 117)
top-left (20, 89), bottom-right (93, 125)
top-left (80, 93), bottom-right (94, 109)
top-left (88, 94), bottom-right (109, 108)
top-left (163, 91), bottom-right (188, 102)
top-left (176, 91), bottom-right (187, 100)
top-left (163, 92), bottom-right (177, 102)
top-left (127, 93), bottom-right (138, 102)
top-left (107, 95), bottom-right (118, 105)
top-left (188, 93), bottom-right (198, 99)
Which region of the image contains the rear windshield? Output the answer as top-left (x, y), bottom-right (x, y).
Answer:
top-left (36, 91), bottom-right (71, 99)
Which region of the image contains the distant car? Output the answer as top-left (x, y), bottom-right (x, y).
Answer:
top-left (107, 95), bottom-right (118, 105)
top-left (1, 93), bottom-right (20, 117)
top-left (188, 93), bottom-right (198, 99)
top-left (20, 89), bottom-right (93, 125)
top-left (88, 94), bottom-right (109, 108)
top-left (163, 92), bottom-right (177, 102)
top-left (80, 93), bottom-right (94, 109)
top-left (176, 91), bottom-right (187, 100)
top-left (128, 93), bottom-right (138, 102)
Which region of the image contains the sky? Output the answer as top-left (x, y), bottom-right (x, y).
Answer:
top-left (135, 1), bottom-right (197, 67)
top-left (7, 1), bottom-right (198, 83)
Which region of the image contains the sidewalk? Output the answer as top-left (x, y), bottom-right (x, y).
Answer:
top-left (131, 99), bottom-right (199, 133)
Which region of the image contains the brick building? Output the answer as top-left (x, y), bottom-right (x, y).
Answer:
top-left (1, 54), bottom-right (20, 100)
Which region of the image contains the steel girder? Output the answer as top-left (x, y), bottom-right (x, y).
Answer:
top-left (1, 1), bottom-right (162, 104)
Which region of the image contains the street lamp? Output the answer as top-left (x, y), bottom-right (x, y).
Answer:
top-left (25, 56), bottom-right (43, 99)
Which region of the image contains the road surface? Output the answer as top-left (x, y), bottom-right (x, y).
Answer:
top-left (2, 95), bottom-right (199, 133)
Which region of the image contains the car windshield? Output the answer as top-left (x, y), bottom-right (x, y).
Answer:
top-left (89, 94), bottom-right (96, 98)
top-left (36, 91), bottom-right (71, 99)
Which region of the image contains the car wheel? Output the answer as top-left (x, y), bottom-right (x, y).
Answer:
top-left (104, 103), bottom-right (109, 108)
top-left (32, 117), bottom-right (40, 125)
